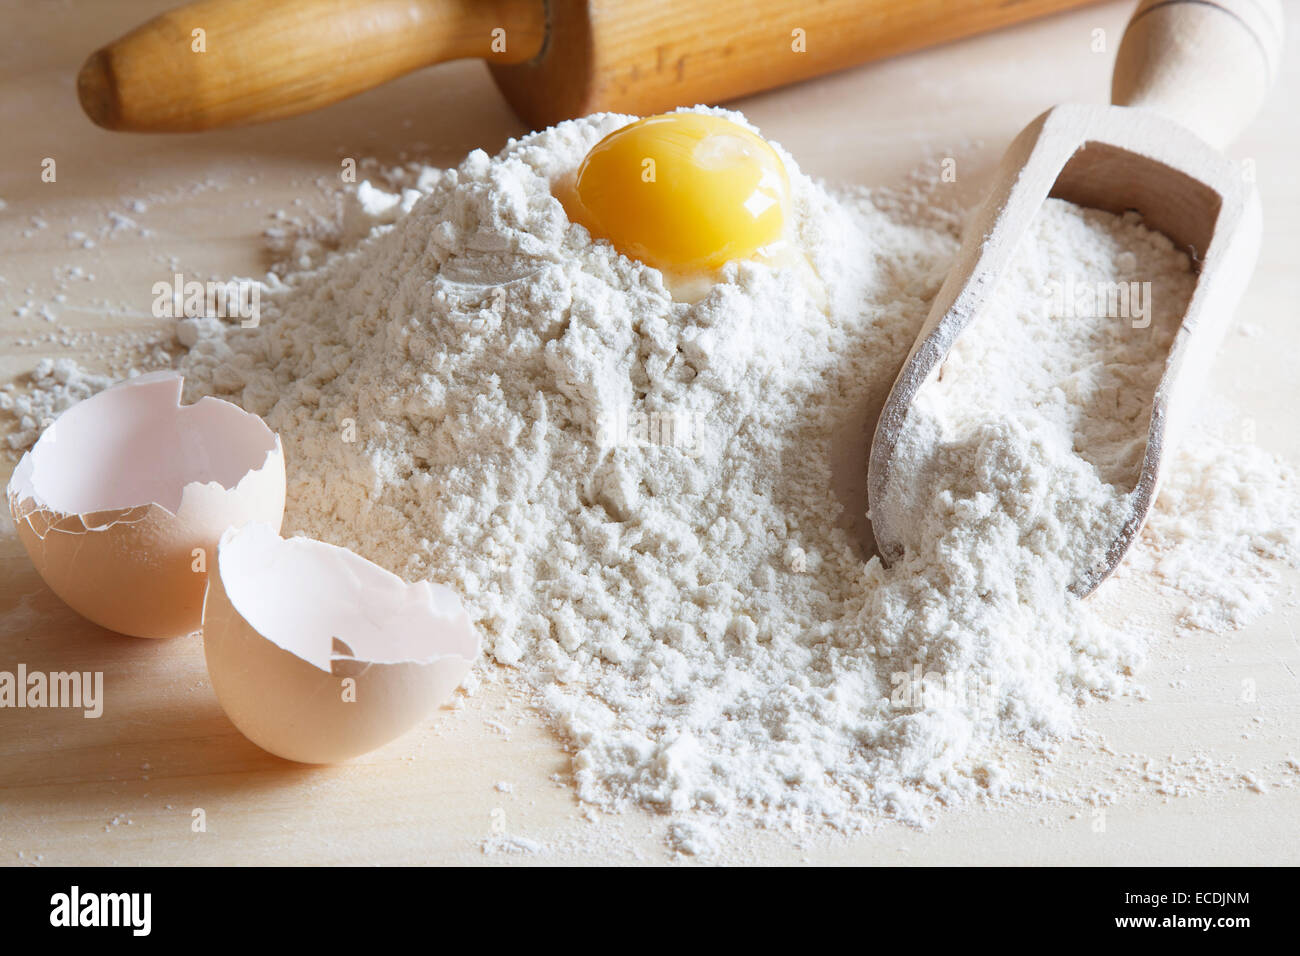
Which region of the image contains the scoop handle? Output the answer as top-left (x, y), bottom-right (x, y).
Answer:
top-left (78, 0), bottom-right (546, 132)
top-left (1112, 0), bottom-right (1284, 149)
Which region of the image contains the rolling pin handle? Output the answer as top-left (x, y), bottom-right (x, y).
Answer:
top-left (1111, 0), bottom-right (1285, 149)
top-left (78, 0), bottom-right (547, 133)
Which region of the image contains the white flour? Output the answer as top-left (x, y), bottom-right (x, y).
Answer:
top-left (7, 109), bottom-right (1299, 836)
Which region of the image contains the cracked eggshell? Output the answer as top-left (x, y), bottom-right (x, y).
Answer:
top-left (6, 372), bottom-right (285, 639)
top-left (203, 522), bottom-right (480, 763)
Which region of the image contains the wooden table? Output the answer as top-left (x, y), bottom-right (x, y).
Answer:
top-left (2, 0), bottom-right (1298, 865)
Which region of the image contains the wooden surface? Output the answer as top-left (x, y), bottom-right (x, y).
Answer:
top-left (2, 0), bottom-right (1298, 866)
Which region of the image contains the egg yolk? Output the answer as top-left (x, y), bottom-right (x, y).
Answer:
top-left (566, 113), bottom-right (791, 275)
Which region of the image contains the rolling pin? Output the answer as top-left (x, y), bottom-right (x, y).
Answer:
top-left (79, 0), bottom-right (1097, 133)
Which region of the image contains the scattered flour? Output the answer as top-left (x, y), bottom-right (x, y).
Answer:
top-left (5, 109), bottom-right (1299, 837)
top-left (1122, 438), bottom-right (1300, 631)
top-left (667, 819), bottom-right (719, 857)
top-left (0, 358), bottom-right (116, 450)
top-left (480, 833), bottom-right (545, 856)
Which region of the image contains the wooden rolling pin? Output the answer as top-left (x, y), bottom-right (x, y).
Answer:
top-left (79, 0), bottom-right (1097, 133)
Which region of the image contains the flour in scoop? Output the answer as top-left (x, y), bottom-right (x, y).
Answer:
top-left (884, 201), bottom-right (1196, 586)
top-left (12, 109), bottom-right (1298, 836)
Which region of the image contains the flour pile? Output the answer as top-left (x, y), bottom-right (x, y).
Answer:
top-left (117, 109), bottom-right (1300, 828)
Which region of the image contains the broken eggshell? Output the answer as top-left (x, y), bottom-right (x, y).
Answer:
top-left (203, 522), bottom-right (480, 763)
top-left (7, 372), bottom-right (285, 639)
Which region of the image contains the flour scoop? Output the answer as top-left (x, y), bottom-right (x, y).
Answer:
top-left (867, 0), bottom-right (1284, 597)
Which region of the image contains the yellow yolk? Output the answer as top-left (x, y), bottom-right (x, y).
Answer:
top-left (566, 113), bottom-right (791, 276)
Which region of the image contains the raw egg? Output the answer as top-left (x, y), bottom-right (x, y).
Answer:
top-left (7, 372), bottom-right (285, 639)
top-left (566, 112), bottom-right (791, 280)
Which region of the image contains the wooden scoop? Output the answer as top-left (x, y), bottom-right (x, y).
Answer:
top-left (77, 0), bottom-right (1096, 133)
top-left (866, 0), bottom-right (1284, 597)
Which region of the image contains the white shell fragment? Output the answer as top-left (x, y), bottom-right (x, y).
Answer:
top-left (203, 522), bottom-right (480, 764)
top-left (7, 372), bottom-right (285, 639)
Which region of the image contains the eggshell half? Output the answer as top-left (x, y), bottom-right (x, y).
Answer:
top-left (203, 522), bottom-right (480, 763)
top-left (7, 372), bottom-right (285, 639)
